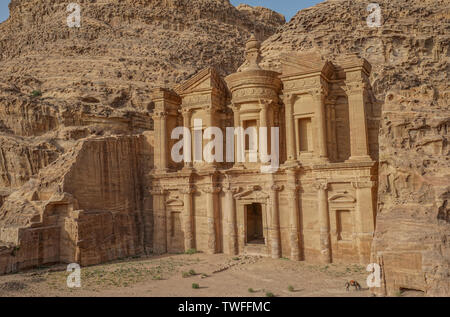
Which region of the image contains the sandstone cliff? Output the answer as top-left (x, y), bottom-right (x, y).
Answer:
top-left (260, 0), bottom-right (449, 296)
top-left (0, 0), bottom-right (284, 274)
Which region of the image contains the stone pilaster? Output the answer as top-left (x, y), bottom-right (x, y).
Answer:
top-left (284, 94), bottom-right (297, 163)
top-left (287, 170), bottom-right (301, 261)
top-left (202, 185), bottom-right (221, 254)
top-left (268, 183), bottom-right (283, 259)
top-left (223, 183), bottom-right (240, 255)
top-left (315, 181), bottom-right (331, 263)
top-left (344, 81), bottom-right (371, 161)
top-left (308, 89), bottom-right (328, 162)
top-left (181, 186), bottom-right (195, 251)
top-left (151, 188), bottom-right (168, 254)
top-left (181, 108), bottom-right (193, 169)
top-left (352, 180), bottom-right (376, 264)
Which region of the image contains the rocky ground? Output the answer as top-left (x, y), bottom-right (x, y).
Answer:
top-left (0, 253), bottom-right (379, 297)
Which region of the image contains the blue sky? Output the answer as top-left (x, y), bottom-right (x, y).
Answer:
top-left (0, 1), bottom-right (322, 23)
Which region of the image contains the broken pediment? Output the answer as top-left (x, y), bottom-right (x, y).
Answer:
top-left (174, 67), bottom-right (228, 96)
top-left (280, 51), bottom-right (335, 79)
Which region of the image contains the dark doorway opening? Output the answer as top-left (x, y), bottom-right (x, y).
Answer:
top-left (246, 203), bottom-right (264, 244)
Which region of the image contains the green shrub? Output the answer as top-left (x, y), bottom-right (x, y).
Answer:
top-left (265, 292), bottom-right (275, 297)
top-left (248, 288), bottom-right (256, 293)
top-left (185, 248), bottom-right (198, 255)
top-left (31, 90), bottom-right (42, 97)
top-left (192, 283), bottom-right (200, 289)
top-left (288, 285), bottom-right (295, 292)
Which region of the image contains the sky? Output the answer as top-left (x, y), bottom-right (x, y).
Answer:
top-left (0, 0), bottom-right (322, 23)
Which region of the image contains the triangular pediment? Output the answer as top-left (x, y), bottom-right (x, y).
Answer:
top-left (174, 67), bottom-right (227, 96)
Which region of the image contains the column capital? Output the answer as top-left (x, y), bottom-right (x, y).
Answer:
top-left (150, 188), bottom-right (168, 195)
top-left (259, 98), bottom-right (274, 109)
top-left (307, 87), bottom-right (327, 98)
top-left (269, 184), bottom-right (284, 192)
top-left (180, 107), bottom-right (191, 116)
top-left (313, 181), bottom-right (329, 191)
top-left (180, 186), bottom-right (196, 195)
top-left (352, 181), bottom-right (376, 189)
top-left (152, 111), bottom-right (168, 120)
top-left (344, 82), bottom-right (369, 95)
top-left (202, 185), bottom-right (222, 194)
top-left (223, 185), bottom-right (241, 195)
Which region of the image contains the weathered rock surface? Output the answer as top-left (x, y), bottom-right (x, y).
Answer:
top-left (0, 0), bottom-right (448, 297)
top-left (259, 0), bottom-right (449, 296)
top-left (0, 0), bottom-right (284, 274)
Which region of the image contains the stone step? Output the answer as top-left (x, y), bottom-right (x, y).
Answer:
top-left (243, 243), bottom-right (268, 256)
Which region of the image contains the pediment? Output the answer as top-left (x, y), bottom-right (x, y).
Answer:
top-left (281, 51), bottom-right (334, 79)
top-left (328, 193), bottom-right (356, 203)
top-left (174, 67), bottom-right (227, 96)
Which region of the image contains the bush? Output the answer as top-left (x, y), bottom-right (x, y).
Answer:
top-left (31, 90), bottom-right (42, 97)
top-left (248, 288), bottom-right (256, 293)
top-left (192, 283), bottom-right (200, 289)
top-left (265, 292), bottom-right (275, 297)
top-left (288, 285), bottom-right (295, 292)
top-left (188, 269), bottom-right (197, 276)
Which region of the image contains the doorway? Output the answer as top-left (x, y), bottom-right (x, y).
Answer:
top-left (246, 203), bottom-right (264, 244)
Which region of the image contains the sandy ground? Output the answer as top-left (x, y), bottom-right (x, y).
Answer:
top-left (0, 253), bottom-right (386, 297)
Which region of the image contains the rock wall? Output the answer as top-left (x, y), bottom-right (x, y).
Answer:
top-left (0, 134), bottom-right (154, 274)
top-left (260, 0), bottom-right (449, 296)
top-left (373, 87), bottom-right (449, 296)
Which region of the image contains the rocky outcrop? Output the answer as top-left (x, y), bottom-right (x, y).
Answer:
top-left (0, 134), bottom-right (153, 274)
top-left (260, 0), bottom-right (449, 296)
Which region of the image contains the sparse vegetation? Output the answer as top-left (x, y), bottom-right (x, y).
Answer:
top-left (288, 285), bottom-right (295, 292)
top-left (232, 257), bottom-right (240, 261)
top-left (31, 90), bottom-right (42, 98)
top-left (185, 248), bottom-right (198, 255)
top-left (189, 269), bottom-right (197, 276)
top-left (192, 283), bottom-right (200, 289)
top-left (182, 269), bottom-right (198, 278)
top-left (248, 288), bottom-right (256, 293)
top-left (265, 292), bottom-right (275, 297)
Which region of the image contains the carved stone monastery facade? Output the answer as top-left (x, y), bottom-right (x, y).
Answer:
top-left (150, 36), bottom-right (379, 264)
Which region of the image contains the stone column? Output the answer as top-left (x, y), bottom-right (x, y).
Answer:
top-left (224, 184), bottom-right (240, 255)
top-left (284, 94), bottom-right (297, 163)
top-left (181, 109), bottom-right (193, 169)
top-left (269, 183), bottom-right (283, 259)
top-left (232, 104), bottom-right (243, 166)
top-left (151, 189), bottom-right (168, 254)
top-left (203, 185), bottom-right (221, 254)
top-left (308, 89), bottom-right (328, 161)
top-left (287, 170), bottom-right (300, 261)
top-left (345, 82), bottom-right (371, 161)
top-left (315, 181), bottom-right (331, 263)
top-left (159, 111), bottom-right (169, 171)
top-left (181, 186), bottom-right (195, 251)
top-left (352, 180), bottom-right (376, 264)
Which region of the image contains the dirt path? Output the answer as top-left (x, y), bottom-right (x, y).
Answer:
top-left (0, 253), bottom-right (374, 297)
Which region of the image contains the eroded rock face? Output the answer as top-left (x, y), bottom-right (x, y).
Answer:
top-left (0, 0), bottom-right (284, 274)
top-left (259, 0), bottom-right (449, 296)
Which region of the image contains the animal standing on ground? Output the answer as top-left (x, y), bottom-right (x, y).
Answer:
top-left (345, 280), bottom-right (362, 291)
